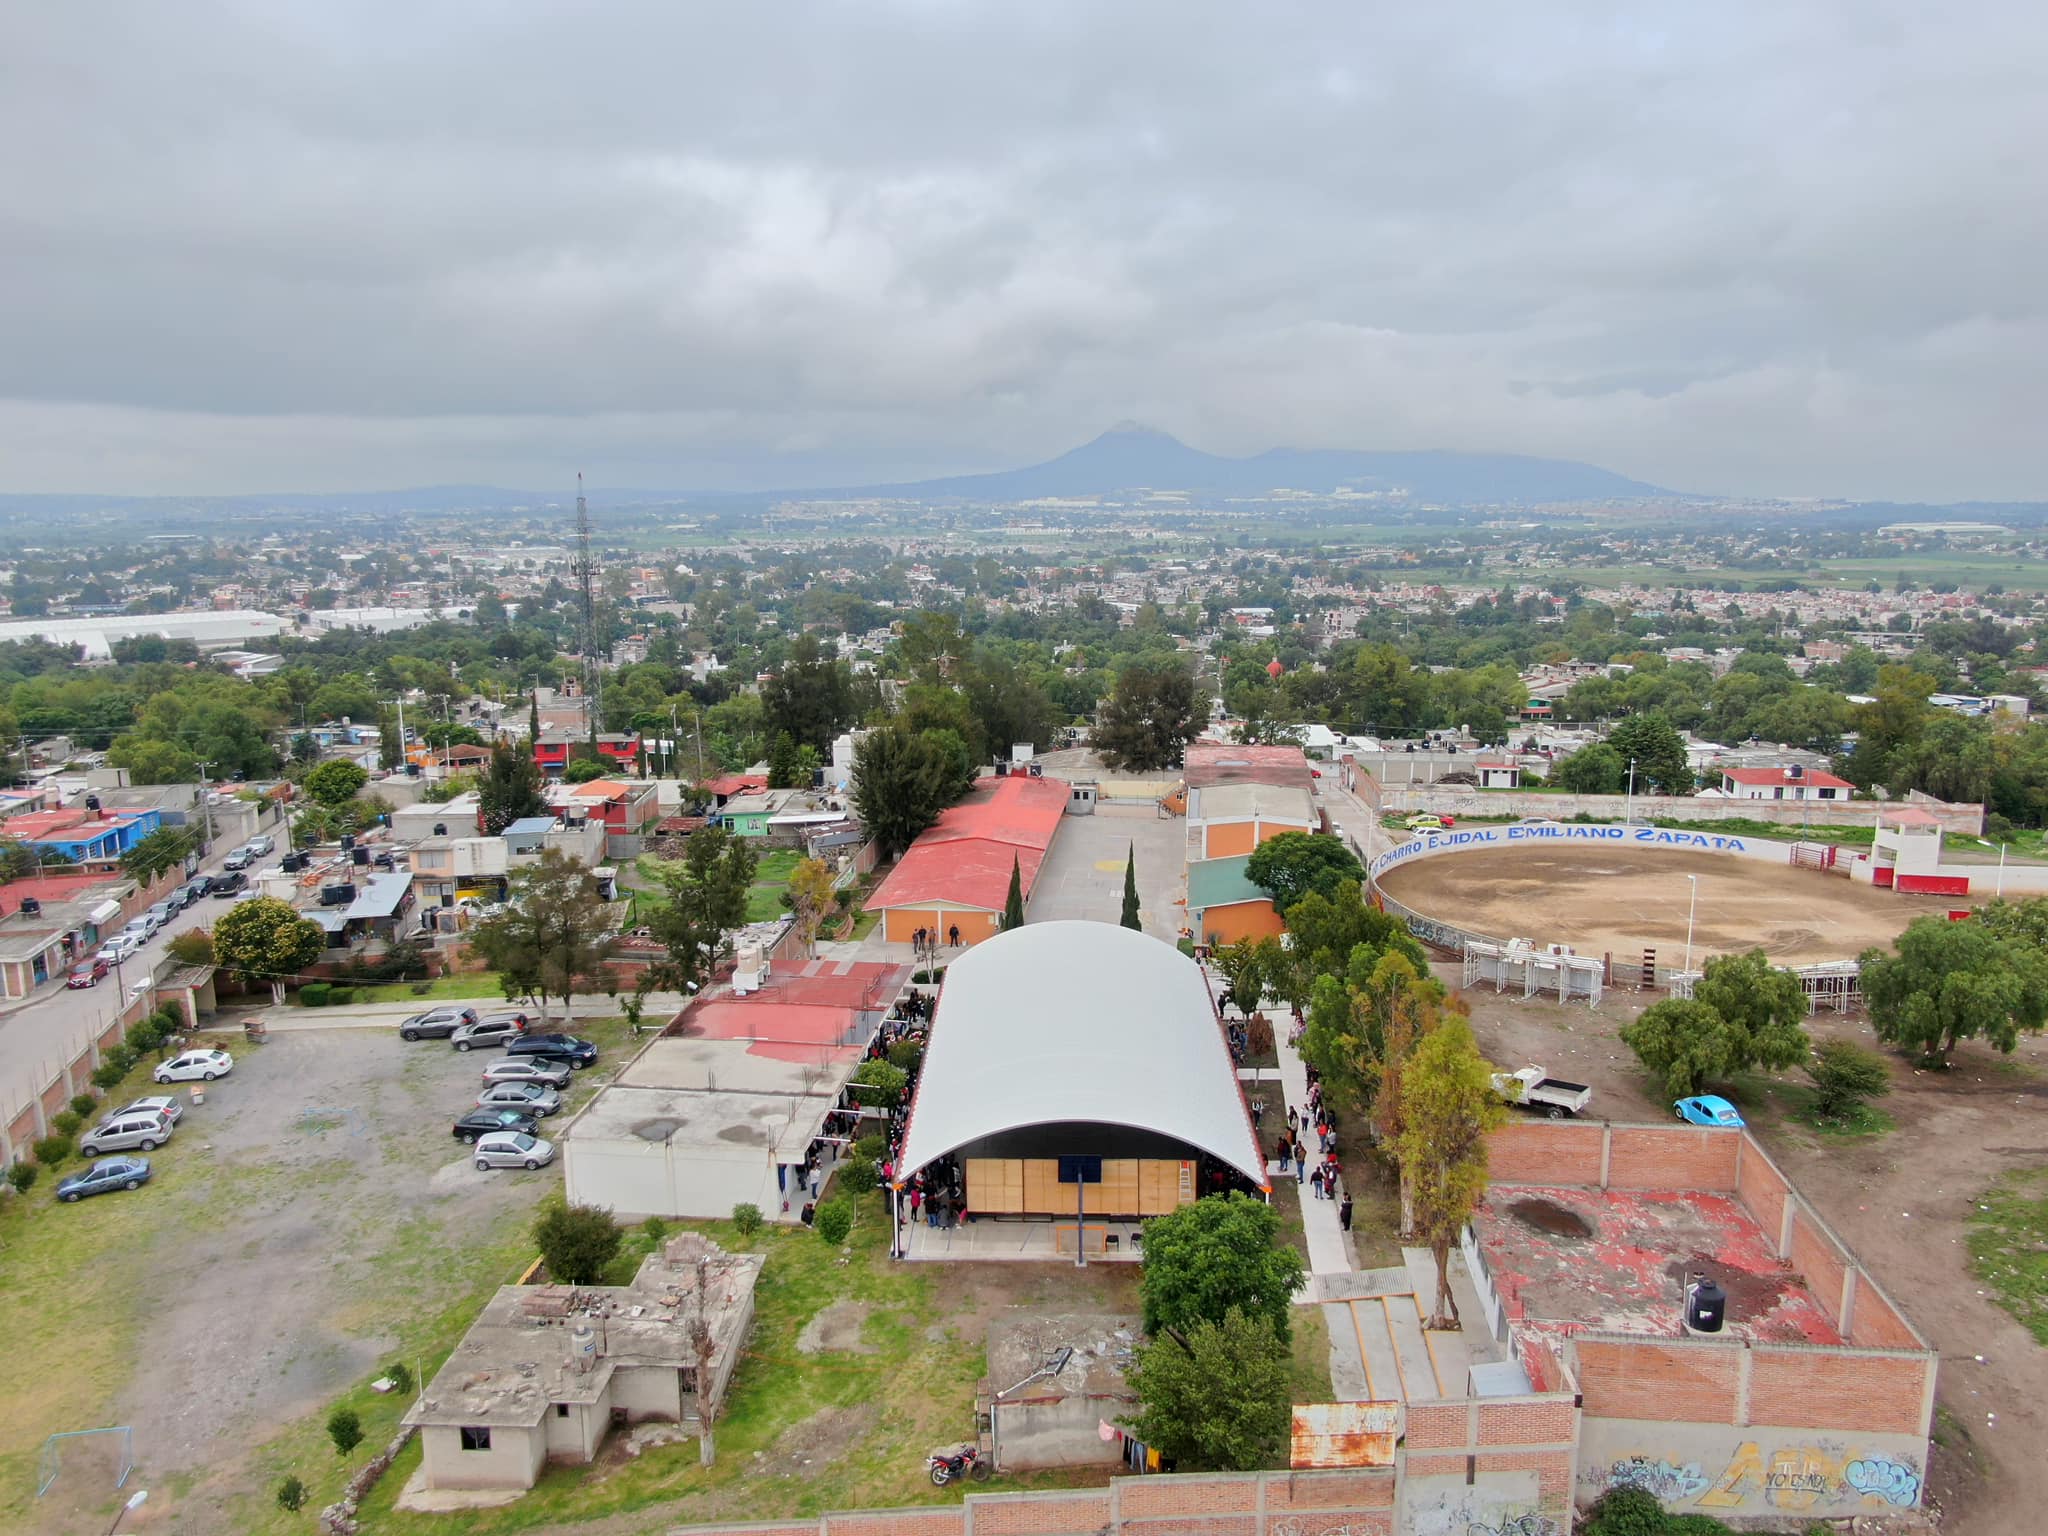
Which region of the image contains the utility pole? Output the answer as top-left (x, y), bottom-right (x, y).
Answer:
top-left (570, 472), bottom-right (603, 754)
top-left (197, 760), bottom-right (217, 856)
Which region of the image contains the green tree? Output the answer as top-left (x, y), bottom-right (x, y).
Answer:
top-left (787, 855), bottom-right (838, 955)
top-left (326, 1406), bottom-right (363, 1457)
top-left (214, 896), bottom-right (327, 1004)
top-left (1002, 852), bottom-right (1026, 931)
top-left (303, 758), bottom-right (370, 806)
top-left (1396, 1017), bottom-right (1507, 1327)
top-left (1120, 843), bottom-right (1142, 930)
top-left (120, 825), bottom-right (197, 885)
top-left (849, 726), bottom-right (964, 859)
top-left (1618, 999), bottom-right (1731, 1099)
top-left (533, 1197), bottom-right (623, 1284)
top-left (1550, 742), bottom-right (1626, 794)
top-left (468, 850), bottom-right (618, 1023)
top-left (1606, 714), bottom-right (1691, 794)
top-left (1123, 1307), bottom-right (1291, 1472)
top-left (1139, 1192), bottom-right (1305, 1344)
top-left (1804, 1040), bottom-right (1892, 1121)
top-left (761, 633), bottom-right (854, 753)
top-left (378, 709), bottom-right (404, 771)
top-left (847, 1058), bottom-right (910, 1107)
top-left (1213, 938), bottom-right (1267, 1017)
top-left (814, 1198), bottom-right (853, 1244)
top-left (642, 826), bottom-right (758, 997)
top-left (1243, 830), bottom-right (1364, 909)
top-left (766, 730), bottom-right (804, 789)
top-left (478, 739), bottom-right (547, 836)
top-left (1861, 912), bottom-right (2048, 1062)
top-left (562, 755), bottom-right (608, 784)
top-left (1094, 661), bottom-right (1207, 772)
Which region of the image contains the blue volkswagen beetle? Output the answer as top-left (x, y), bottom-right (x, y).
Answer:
top-left (1675, 1095), bottom-right (1745, 1129)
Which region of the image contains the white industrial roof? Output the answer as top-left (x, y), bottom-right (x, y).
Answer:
top-left (895, 921), bottom-right (1267, 1188)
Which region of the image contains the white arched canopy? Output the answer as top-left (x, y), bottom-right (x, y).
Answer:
top-left (895, 920), bottom-right (1268, 1189)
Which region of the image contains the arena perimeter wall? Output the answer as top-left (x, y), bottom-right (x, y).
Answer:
top-left (1367, 821), bottom-right (1794, 883)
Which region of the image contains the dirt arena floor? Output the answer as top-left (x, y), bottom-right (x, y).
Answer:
top-left (1377, 846), bottom-right (1963, 966)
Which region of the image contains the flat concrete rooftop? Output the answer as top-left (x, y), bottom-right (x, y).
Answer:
top-left (573, 1082), bottom-right (836, 1163)
top-left (1475, 1185), bottom-right (1843, 1346)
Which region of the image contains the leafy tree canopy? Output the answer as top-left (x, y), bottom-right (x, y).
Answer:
top-left (1244, 830), bottom-right (1364, 909)
top-left (302, 758), bottom-right (370, 806)
top-left (1123, 1307), bottom-right (1291, 1472)
top-left (1138, 1192), bottom-right (1304, 1345)
top-left (1094, 661), bottom-right (1207, 772)
top-left (1861, 906), bottom-right (2048, 1062)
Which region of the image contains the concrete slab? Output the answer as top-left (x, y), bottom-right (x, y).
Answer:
top-left (1023, 804), bottom-right (1187, 938)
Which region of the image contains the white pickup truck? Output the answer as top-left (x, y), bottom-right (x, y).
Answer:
top-left (1491, 1065), bottom-right (1593, 1120)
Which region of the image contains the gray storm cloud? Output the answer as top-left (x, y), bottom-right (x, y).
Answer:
top-left (0, 2), bottom-right (2041, 500)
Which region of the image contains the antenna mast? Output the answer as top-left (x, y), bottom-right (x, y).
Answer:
top-left (571, 471), bottom-right (603, 750)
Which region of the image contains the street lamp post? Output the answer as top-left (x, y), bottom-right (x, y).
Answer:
top-left (1684, 874), bottom-right (1699, 975)
top-left (1625, 756), bottom-right (1637, 824)
top-left (106, 1488), bottom-right (148, 1536)
top-left (196, 759), bottom-right (217, 857)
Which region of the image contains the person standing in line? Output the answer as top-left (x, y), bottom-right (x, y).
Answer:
top-left (1276, 1134), bottom-right (1291, 1173)
top-left (1287, 1105), bottom-right (1300, 1135)
top-left (1339, 1192), bottom-right (1354, 1231)
top-left (1295, 1153), bottom-right (1307, 1188)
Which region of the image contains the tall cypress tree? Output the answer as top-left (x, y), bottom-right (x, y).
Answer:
top-left (528, 691), bottom-right (542, 745)
top-left (1002, 852), bottom-right (1026, 931)
top-left (1120, 843), bottom-right (1142, 930)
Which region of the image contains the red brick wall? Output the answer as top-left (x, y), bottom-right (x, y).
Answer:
top-left (1848, 1275), bottom-right (1924, 1351)
top-left (1403, 1402), bottom-right (1470, 1449)
top-left (1267, 1473), bottom-right (1397, 1511)
top-left (1747, 1347), bottom-right (1930, 1436)
top-left (1573, 1337), bottom-right (1742, 1422)
top-left (1476, 1448), bottom-right (1574, 1506)
top-left (1733, 1139), bottom-right (1790, 1244)
top-left (824, 1512), bottom-right (966, 1536)
top-left (1607, 1125), bottom-right (1738, 1191)
top-left (1488, 1120), bottom-right (1603, 1186)
top-left (1478, 1399), bottom-right (1576, 1445)
top-left (1786, 1206), bottom-right (1850, 1330)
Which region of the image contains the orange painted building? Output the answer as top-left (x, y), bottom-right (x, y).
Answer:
top-left (1185, 855), bottom-right (1284, 947)
top-left (1191, 781), bottom-right (1316, 860)
top-left (866, 774), bottom-right (1069, 947)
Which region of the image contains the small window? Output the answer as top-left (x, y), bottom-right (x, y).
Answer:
top-left (556, 1403), bottom-right (570, 1418)
top-left (460, 1425), bottom-right (492, 1451)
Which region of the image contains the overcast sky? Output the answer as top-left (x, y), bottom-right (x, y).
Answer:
top-left (2, 3), bottom-right (2042, 502)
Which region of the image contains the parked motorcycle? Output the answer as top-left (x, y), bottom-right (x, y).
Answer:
top-left (927, 1445), bottom-right (990, 1485)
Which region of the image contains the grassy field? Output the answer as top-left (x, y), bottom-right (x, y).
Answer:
top-left (1968, 1167), bottom-right (2048, 1345)
top-left (745, 848), bottom-right (805, 923)
top-left (292, 972), bottom-right (505, 1006)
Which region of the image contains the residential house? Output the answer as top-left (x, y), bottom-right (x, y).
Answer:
top-left (1, 805), bottom-right (163, 865)
top-left (405, 1234), bottom-right (760, 1495)
top-left (532, 731), bottom-right (640, 779)
top-left (1719, 765), bottom-right (1853, 802)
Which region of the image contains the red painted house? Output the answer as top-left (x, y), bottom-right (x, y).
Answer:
top-left (532, 731), bottom-right (641, 778)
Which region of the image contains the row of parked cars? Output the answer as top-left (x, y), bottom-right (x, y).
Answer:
top-left (70, 848), bottom-right (273, 986)
top-left (56, 1046), bottom-right (238, 1203)
top-left (398, 1005), bottom-right (601, 1172)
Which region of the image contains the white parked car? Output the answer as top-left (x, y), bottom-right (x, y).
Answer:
top-left (97, 935), bottom-right (142, 964)
top-left (113, 1094), bottom-right (185, 1127)
top-left (473, 1131), bottom-right (557, 1171)
top-left (154, 1048), bottom-right (234, 1084)
top-left (475, 1082), bottom-right (562, 1116)
top-left (480, 1058), bottom-right (572, 1090)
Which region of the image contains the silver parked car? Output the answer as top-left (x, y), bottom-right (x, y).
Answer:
top-left (78, 1108), bottom-right (175, 1156)
top-left (475, 1082), bottom-right (562, 1116)
top-left (480, 1058), bottom-right (572, 1090)
top-left (473, 1131), bottom-right (556, 1171)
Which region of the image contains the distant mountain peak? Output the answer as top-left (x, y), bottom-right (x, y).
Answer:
top-left (1102, 419), bottom-right (1169, 437)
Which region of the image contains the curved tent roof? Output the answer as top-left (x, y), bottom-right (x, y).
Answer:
top-left (895, 921), bottom-right (1268, 1190)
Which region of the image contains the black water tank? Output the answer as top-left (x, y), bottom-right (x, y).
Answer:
top-left (1686, 1275), bottom-right (1727, 1334)
top-left (320, 883), bottom-right (357, 906)
top-left (340, 833), bottom-right (355, 850)
top-left (18, 896), bottom-right (40, 915)
top-left (351, 847), bottom-right (370, 866)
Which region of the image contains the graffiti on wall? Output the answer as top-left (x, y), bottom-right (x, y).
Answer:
top-left (1405, 1469), bottom-right (1551, 1536)
top-left (1591, 1442), bottom-right (1922, 1514)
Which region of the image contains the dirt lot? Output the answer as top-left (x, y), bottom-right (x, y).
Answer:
top-left (0, 1019), bottom-right (620, 1536)
top-left (1381, 846), bottom-right (1960, 965)
top-left (1461, 979), bottom-right (2048, 1536)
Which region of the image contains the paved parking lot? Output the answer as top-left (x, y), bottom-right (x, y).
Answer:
top-left (4, 1017), bottom-right (622, 1534)
top-left (1025, 803), bottom-right (1188, 939)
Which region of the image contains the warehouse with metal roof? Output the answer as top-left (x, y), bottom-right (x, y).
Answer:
top-left (892, 921), bottom-right (1268, 1260)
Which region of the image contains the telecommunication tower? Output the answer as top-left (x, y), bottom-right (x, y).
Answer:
top-left (570, 472), bottom-right (603, 747)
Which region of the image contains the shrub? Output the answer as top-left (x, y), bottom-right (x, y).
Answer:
top-left (386, 1360), bottom-right (414, 1395)
top-left (852, 1132), bottom-right (885, 1162)
top-left (300, 981), bottom-right (332, 1007)
top-left (326, 986), bottom-right (356, 1006)
top-left (7, 1162), bottom-right (38, 1193)
top-left (814, 1199), bottom-right (853, 1245)
top-left (1805, 1039), bottom-right (1891, 1121)
top-left (837, 1155), bottom-right (878, 1195)
top-left (103, 1043), bottom-right (139, 1075)
top-left (276, 1474), bottom-right (307, 1511)
top-left (326, 1405), bottom-right (363, 1457)
top-left (32, 1134), bottom-right (73, 1166)
top-left (1245, 1013), bottom-right (1275, 1058)
top-left (167, 928), bottom-right (216, 966)
top-left (641, 1215), bottom-right (671, 1245)
top-left (1582, 1486), bottom-right (1668, 1536)
top-left (126, 1017), bottom-right (167, 1053)
top-left (90, 1062), bottom-right (128, 1091)
top-left (885, 1038), bottom-right (924, 1073)
top-left (411, 980), bottom-right (433, 995)
top-left (52, 1110), bottom-right (83, 1137)
top-left (70, 1094), bottom-right (97, 1117)
top-left (731, 1202), bottom-right (763, 1238)
top-left (846, 1058), bottom-right (909, 1108)
top-left (533, 1198), bottom-right (622, 1284)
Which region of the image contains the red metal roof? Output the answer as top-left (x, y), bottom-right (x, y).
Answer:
top-left (1183, 741), bottom-right (1315, 792)
top-left (702, 773), bottom-right (768, 798)
top-left (1721, 766), bottom-right (1854, 790)
top-left (867, 775), bottom-right (1067, 914)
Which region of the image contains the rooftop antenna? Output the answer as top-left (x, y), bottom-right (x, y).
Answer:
top-left (570, 472), bottom-right (603, 751)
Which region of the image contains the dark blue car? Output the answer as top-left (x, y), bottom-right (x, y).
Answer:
top-left (453, 1107), bottom-right (542, 1143)
top-left (505, 1033), bottom-right (599, 1069)
top-left (56, 1155), bottom-right (153, 1202)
